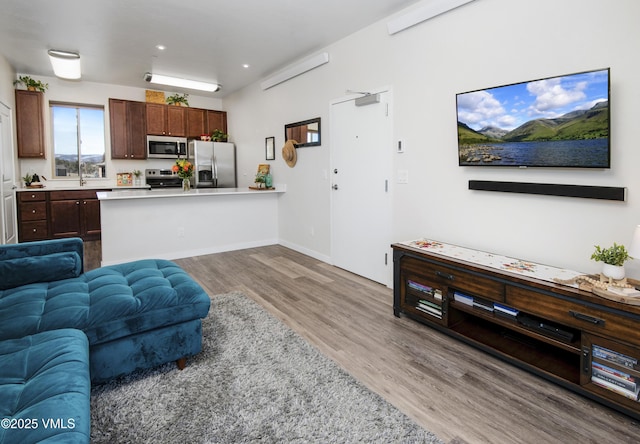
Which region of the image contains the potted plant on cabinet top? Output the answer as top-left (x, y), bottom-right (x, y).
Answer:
top-left (14, 75), bottom-right (48, 92)
top-left (591, 243), bottom-right (632, 280)
top-left (211, 129), bottom-right (228, 142)
top-left (166, 93), bottom-right (189, 106)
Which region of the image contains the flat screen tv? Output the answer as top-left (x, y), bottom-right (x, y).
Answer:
top-left (456, 68), bottom-right (610, 168)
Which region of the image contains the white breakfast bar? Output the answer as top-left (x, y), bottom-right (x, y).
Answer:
top-left (97, 187), bottom-right (285, 265)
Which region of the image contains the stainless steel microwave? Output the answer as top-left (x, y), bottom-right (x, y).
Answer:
top-left (147, 135), bottom-right (188, 159)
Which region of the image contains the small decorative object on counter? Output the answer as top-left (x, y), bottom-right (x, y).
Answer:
top-left (200, 134), bottom-right (211, 141)
top-left (132, 170), bottom-right (143, 186)
top-left (252, 164), bottom-right (271, 189)
top-left (117, 172), bottom-right (133, 186)
top-left (22, 173), bottom-right (32, 187)
top-left (173, 159), bottom-right (193, 192)
top-left (265, 173), bottom-right (273, 189)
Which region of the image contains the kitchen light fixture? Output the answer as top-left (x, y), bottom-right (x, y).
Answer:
top-left (387, 0), bottom-right (476, 35)
top-left (144, 73), bottom-right (221, 92)
top-left (260, 52), bottom-right (329, 90)
top-left (47, 49), bottom-right (81, 79)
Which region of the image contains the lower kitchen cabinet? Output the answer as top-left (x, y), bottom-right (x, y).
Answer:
top-left (18, 189), bottom-right (107, 242)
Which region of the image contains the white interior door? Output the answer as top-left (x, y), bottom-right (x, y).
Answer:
top-left (0, 102), bottom-right (17, 244)
top-left (330, 90), bottom-right (392, 285)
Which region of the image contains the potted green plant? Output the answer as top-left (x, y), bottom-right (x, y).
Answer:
top-left (166, 93), bottom-right (189, 106)
top-left (590, 243), bottom-right (632, 280)
top-left (14, 75), bottom-right (48, 92)
top-left (22, 173), bottom-right (33, 187)
top-left (211, 129), bottom-right (228, 142)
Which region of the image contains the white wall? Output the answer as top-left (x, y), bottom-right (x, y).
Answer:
top-left (14, 74), bottom-right (223, 187)
top-left (224, 0), bottom-right (640, 277)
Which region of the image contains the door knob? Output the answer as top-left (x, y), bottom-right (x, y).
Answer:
top-left (332, 184), bottom-right (339, 190)
top-left (334, 169), bottom-right (338, 174)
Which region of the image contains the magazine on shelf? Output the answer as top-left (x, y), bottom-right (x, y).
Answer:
top-left (453, 292), bottom-right (473, 306)
top-left (416, 303), bottom-right (442, 319)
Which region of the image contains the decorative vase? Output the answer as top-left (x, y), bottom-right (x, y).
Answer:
top-left (602, 263), bottom-right (625, 280)
top-left (265, 174), bottom-right (272, 189)
top-left (182, 178), bottom-right (191, 191)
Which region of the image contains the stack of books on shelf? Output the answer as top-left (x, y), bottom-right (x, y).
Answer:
top-left (591, 361), bottom-right (640, 401)
top-left (453, 291), bottom-right (473, 306)
top-left (493, 302), bottom-right (519, 319)
top-left (416, 299), bottom-right (442, 319)
top-left (407, 280), bottom-right (443, 300)
top-left (593, 345), bottom-right (638, 370)
top-left (472, 296), bottom-right (494, 312)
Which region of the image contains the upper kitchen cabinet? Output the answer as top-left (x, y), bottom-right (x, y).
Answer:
top-left (186, 108), bottom-right (207, 138)
top-left (206, 110), bottom-right (227, 136)
top-left (146, 103), bottom-right (186, 137)
top-left (15, 90), bottom-right (45, 158)
top-left (109, 99), bottom-right (147, 159)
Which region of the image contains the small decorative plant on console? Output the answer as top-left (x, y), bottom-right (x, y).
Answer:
top-left (591, 243), bottom-right (632, 281)
top-left (14, 75), bottom-right (48, 92)
top-left (173, 159), bottom-right (193, 191)
top-left (166, 93), bottom-right (189, 106)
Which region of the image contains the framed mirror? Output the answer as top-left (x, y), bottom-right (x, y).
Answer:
top-left (284, 117), bottom-right (321, 148)
top-left (265, 136), bottom-right (275, 160)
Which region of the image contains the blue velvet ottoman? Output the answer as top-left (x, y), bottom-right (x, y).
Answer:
top-left (0, 329), bottom-right (90, 444)
top-left (0, 238), bottom-right (211, 383)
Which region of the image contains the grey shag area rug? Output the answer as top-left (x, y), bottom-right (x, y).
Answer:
top-left (90, 292), bottom-right (443, 443)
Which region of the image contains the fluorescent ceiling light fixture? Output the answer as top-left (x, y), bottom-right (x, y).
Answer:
top-left (144, 73), bottom-right (221, 92)
top-left (48, 49), bottom-right (81, 79)
top-left (260, 52), bottom-right (329, 90)
top-left (387, 0), bottom-right (476, 35)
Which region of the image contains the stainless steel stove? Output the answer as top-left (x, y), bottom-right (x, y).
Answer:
top-left (145, 168), bottom-right (181, 188)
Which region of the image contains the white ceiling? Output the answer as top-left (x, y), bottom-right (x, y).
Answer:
top-left (0, 0), bottom-right (422, 97)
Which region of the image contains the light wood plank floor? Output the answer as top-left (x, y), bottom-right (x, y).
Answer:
top-left (176, 245), bottom-right (639, 444)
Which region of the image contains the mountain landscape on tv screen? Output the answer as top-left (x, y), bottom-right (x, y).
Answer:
top-left (458, 100), bottom-right (608, 145)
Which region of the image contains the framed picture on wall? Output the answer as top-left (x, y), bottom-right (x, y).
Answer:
top-left (265, 137), bottom-right (275, 160)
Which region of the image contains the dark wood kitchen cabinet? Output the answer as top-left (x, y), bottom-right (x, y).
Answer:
top-left (17, 191), bottom-right (49, 241)
top-left (15, 90), bottom-right (46, 158)
top-left (186, 107), bottom-right (207, 138)
top-left (49, 190), bottom-right (104, 241)
top-left (206, 110), bottom-right (227, 135)
top-left (146, 103), bottom-right (186, 136)
top-left (109, 99), bottom-right (147, 159)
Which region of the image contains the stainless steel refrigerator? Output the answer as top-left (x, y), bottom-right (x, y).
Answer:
top-left (188, 140), bottom-right (237, 188)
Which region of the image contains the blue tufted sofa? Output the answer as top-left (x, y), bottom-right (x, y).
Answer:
top-left (0, 237), bottom-right (211, 443)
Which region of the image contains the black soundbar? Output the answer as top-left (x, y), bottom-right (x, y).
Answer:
top-left (469, 180), bottom-right (626, 201)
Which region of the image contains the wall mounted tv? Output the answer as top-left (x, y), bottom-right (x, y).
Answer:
top-left (456, 68), bottom-right (610, 168)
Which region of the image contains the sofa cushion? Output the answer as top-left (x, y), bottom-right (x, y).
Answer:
top-left (0, 259), bottom-right (210, 345)
top-left (0, 251), bottom-right (82, 291)
top-left (0, 328), bottom-right (90, 444)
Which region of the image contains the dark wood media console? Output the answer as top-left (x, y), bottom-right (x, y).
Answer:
top-left (392, 241), bottom-right (640, 420)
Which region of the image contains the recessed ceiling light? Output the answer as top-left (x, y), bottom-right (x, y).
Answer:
top-left (156, 45), bottom-right (166, 51)
top-left (242, 64), bottom-right (250, 69)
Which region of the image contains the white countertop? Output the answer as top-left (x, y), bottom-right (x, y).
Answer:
top-left (97, 185), bottom-right (286, 201)
top-left (18, 185), bottom-right (150, 192)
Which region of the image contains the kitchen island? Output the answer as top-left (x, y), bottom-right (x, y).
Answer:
top-left (97, 186), bottom-right (285, 265)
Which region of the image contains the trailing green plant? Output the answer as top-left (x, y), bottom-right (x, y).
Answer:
top-left (166, 93), bottom-right (189, 106)
top-left (590, 243), bottom-right (632, 266)
top-left (14, 75), bottom-right (48, 92)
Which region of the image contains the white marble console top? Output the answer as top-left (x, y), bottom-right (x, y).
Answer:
top-left (400, 238), bottom-right (586, 287)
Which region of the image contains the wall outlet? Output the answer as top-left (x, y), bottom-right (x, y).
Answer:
top-left (397, 169), bottom-right (409, 184)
